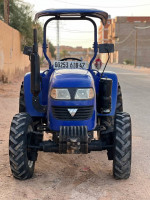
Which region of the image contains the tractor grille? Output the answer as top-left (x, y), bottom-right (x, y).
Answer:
top-left (52, 106), bottom-right (93, 120)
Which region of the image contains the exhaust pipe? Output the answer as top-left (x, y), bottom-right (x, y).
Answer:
top-left (31, 29), bottom-right (47, 113)
top-left (31, 29), bottom-right (40, 97)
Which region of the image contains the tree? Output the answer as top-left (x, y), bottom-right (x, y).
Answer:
top-left (0, 0), bottom-right (43, 47)
top-left (49, 42), bottom-right (56, 58)
top-left (60, 49), bottom-right (70, 58)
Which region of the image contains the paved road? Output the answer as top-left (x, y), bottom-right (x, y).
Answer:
top-left (107, 65), bottom-right (150, 140)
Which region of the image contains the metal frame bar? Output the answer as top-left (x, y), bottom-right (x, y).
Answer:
top-left (43, 16), bottom-right (98, 70)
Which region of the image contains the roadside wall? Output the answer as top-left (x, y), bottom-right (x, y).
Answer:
top-left (0, 20), bottom-right (30, 82)
top-left (114, 17), bottom-right (150, 67)
top-left (99, 17), bottom-right (150, 67)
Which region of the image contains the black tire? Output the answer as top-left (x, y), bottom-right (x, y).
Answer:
top-left (116, 83), bottom-right (123, 112)
top-left (100, 82), bottom-right (123, 160)
top-left (113, 112), bottom-right (132, 179)
top-left (9, 113), bottom-right (35, 180)
top-left (19, 82), bottom-right (26, 112)
top-left (100, 82), bottom-right (123, 130)
top-left (99, 116), bottom-right (114, 160)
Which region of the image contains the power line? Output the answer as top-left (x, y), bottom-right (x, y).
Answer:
top-left (48, 37), bottom-right (93, 41)
top-left (115, 28), bottom-right (150, 44)
top-left (115, 30), bottom-right (135, 44)
top-left (61, 28), bottom-right (93, 33)
top-left (47, 26), bottom-right (94, 33)
top-left (47, 27), bottom-right (93, 33)
top-left (55, 0), bottom-right (150, 8)
top-left (135, 25), bottom-right (150, 29)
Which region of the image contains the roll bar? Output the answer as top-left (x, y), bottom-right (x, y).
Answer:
top-left (35, 9), bottom-right (108, 25)
top-left (42, 16), bottom-right (98, 70)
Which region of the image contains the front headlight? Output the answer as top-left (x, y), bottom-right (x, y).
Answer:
top-left (75, 88), bottom-right (94, 100)
top-left (50, 88), bottom-right (71, 99)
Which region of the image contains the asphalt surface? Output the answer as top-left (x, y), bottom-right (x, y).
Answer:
top-left (107, 65), bottom-right (150, 140)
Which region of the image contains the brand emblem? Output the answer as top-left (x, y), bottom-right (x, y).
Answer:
top-left (68, 108), bottom-right (78, 117)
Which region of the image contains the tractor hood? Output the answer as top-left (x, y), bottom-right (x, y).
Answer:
top-left (50, 69), bottom-right (94, 88)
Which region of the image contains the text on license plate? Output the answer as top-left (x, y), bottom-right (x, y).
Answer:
top-left (53, 61), bottom-right (88, 69)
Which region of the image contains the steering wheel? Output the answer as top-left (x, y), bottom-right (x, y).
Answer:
top-left (60, 57), bottom-right (82, 61)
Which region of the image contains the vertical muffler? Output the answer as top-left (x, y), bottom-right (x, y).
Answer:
top-left (98, 78), bottom-right (112, 114)
top-left (31, 29), bottom-right (40, 97)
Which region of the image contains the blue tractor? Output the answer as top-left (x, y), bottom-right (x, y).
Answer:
top-left (9, 9), bottom-right (132, 180)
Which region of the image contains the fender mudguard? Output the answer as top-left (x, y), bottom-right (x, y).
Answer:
top-left (24, 69), bottom-right (53, 117)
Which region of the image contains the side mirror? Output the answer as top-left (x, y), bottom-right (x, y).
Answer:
top-left (23, 46), bottom-right (32, 56)
top-left (98, 43), bottom-right (114, 53)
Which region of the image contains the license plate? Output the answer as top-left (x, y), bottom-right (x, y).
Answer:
top-left (53, 61), bottom-right (88, 69)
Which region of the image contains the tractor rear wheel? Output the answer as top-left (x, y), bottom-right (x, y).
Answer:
top-left (113, 112), bottom-right (132, 179)
top-left (19, 82), bottom-right (26, 112)
top-left (100, 82), bottom-right (123, 129)
top-left (100, 82), bottom-right (123, 160)
top-left (9, 113), bottom-right (35, 180)
top-left (116, 82), bottom-right (123, 112)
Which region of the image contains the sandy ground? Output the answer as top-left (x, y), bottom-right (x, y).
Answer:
top-left (0, 66), bottom-right (150, 200)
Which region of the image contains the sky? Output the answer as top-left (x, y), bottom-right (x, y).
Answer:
top-left (24, 0), bottom-right (150, 48)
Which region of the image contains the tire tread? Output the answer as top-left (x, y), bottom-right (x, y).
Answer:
top-left (113, 112), bottom-right (132, 179)
top-left (19, 82), bottom-right (26, 112)
top-left (9, 113), bottom-right (35, 180)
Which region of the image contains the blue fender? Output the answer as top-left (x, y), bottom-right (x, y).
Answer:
top-left (24, 69), bottom-right (53, 117)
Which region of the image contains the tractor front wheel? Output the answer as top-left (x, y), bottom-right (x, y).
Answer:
top-left (113, 112), bottom-right (132, 179)
top-left (19, 82), bottom-right (26, 112)
top-left (116, 82), bottom-right (123, 112)
top-left (9, 113), bottom-right (35, 180)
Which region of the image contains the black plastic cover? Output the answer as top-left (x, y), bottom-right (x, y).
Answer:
top-left (97, 78), bottom-right (112, 114)
top-left (23, 46), bottom-right (32, 56)
top-left (99, 43), bottom-right (114, 53)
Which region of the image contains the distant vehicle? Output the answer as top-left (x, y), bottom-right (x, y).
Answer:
top-left (9, 9), bottom-right (132, 180)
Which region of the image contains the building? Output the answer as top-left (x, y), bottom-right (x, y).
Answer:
top-left (98, 16), bottom-right (150, 67)
top-left (98, 17), bottom-right (112, 44)
top-left (56, 46), bottom-right (94, 62)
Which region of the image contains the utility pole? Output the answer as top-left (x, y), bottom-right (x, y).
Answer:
top-left (134, 29), bottom-right (137, 68)
top-left (56, 20), bottom-right (60, 60)
top-left (102, 25), bottom-right (104, 44)
top-left (4, 0), bottom-right (9, 25)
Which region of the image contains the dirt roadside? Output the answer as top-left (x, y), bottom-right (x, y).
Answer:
top-left (0, 67), bottom-right (150, 200)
